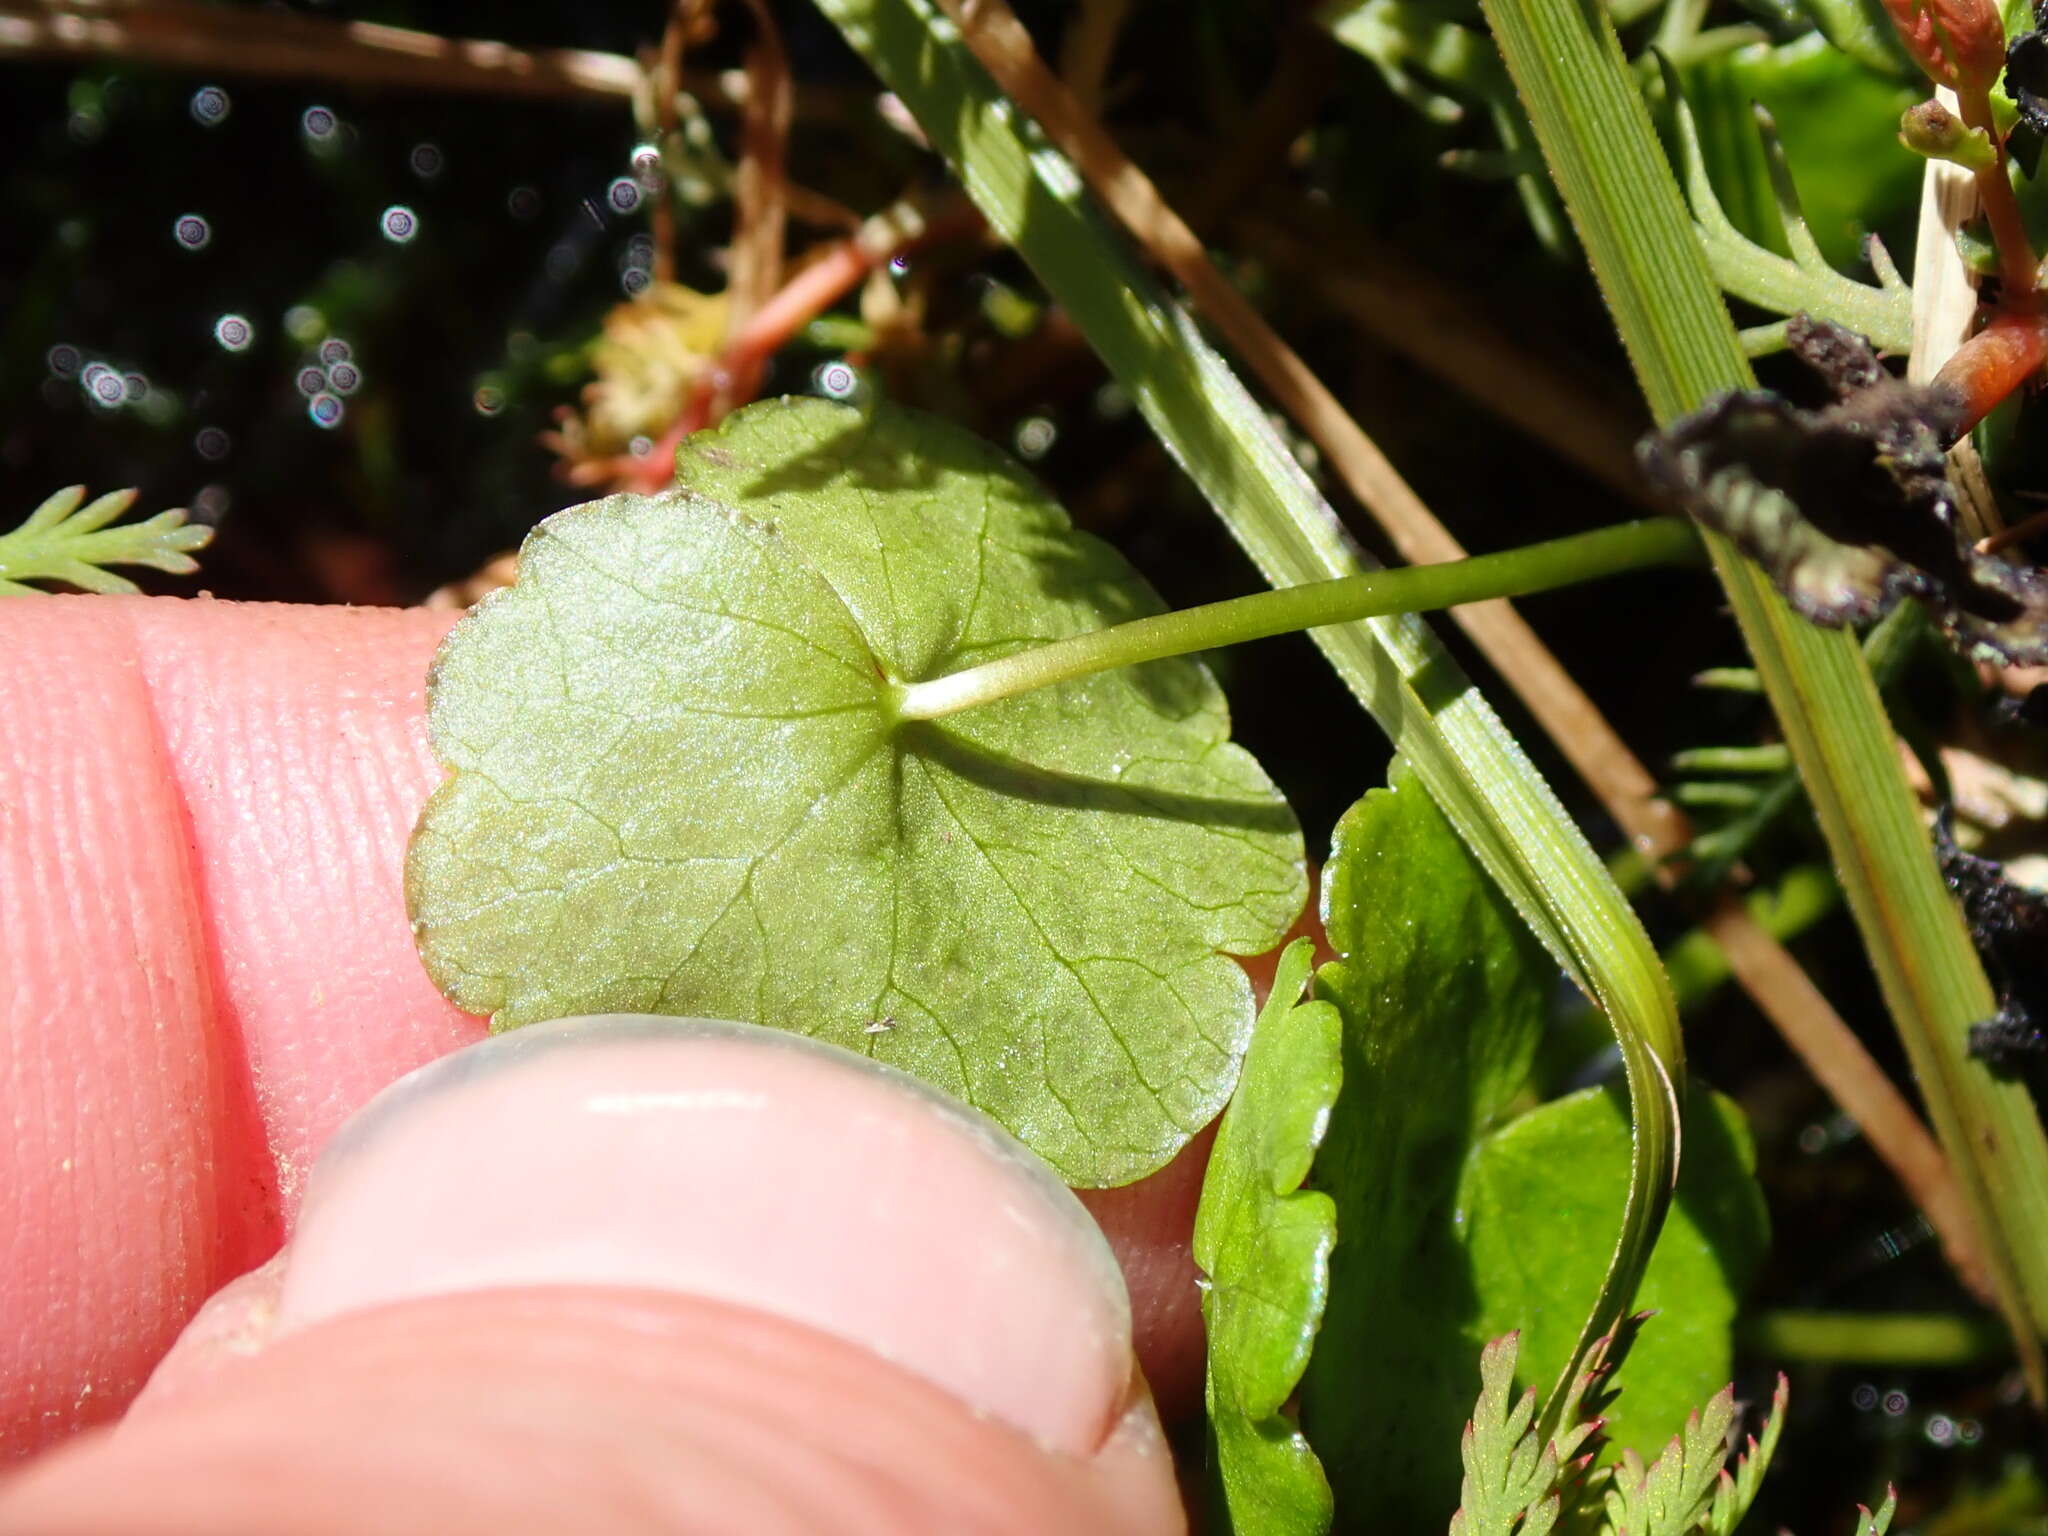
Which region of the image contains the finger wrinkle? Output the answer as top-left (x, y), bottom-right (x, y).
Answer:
top-left (0, 600), bottom-right (251, 1456)
top-left (118, 597), bottom-right (481, 1217)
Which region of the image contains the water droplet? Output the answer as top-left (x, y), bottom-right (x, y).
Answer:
top-left (80, 362), bottom-right (125, 408)
top-left (194, 426), bottom-right (231, 461)
top-left (1014, 415), bottom-right (1056, 460)
top-left (213, 314), bottom-right (254, 352)
top-left (410, 142), bottom-right (444, 179)
top-left (626, 435), bottom-right (652, 457)
top-left (813, 360), bottom-right (860, 400)
top-left (301, 105), bottom-right (337, 142)
top-left (173, 214), bottom-right (212, 251)
top-left (190, 85), bottom-right (230, 126)
top-left (631, 143), bottom-right (664, 190)
top-left (1796, 1123), bottom-right (1828, 1155)
top-left (325, 360), bottom-right (361, 395)
top-left (295, 365), bottom-right (327, 397)
top-left (507, 185), bottom-right (541, 220)
top-left (121, 372), bottom-right (148, 403)
top-left (472, 384), bottom-right (504, 417)
top-left (46, 344), bottom-right (81, 377)
top-left (307, 392), bottom-right (344, 428)
top-left (621, 267), bottom-right (651, 297)
top-left (1850, 1383), bottom-right (1879, 1411)
top-left (1882, 1390), bottom-right (1910, 1417)
top-left (1957, 1417), bottom-right (1983, 1444)
top-left (889, 254), bottom-right (911, 276)
top-left (606, 176), bottom-right (642, 214)
top-left (380, 204), bottom-right (418, 243)
top-left (284, 305), bottom-right (323, 344)
top-left (623, 233), bottom-right (655, 268)
top-left (1924, 1413), bottom-right (1955, 1446)
top-left (318, 338), bottom-right (352, 366)
top-left (192, 484), bottom-right (231, 523)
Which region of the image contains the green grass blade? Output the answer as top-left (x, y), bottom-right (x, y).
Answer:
top-left (813, 0), bottom-right (1682, 1427)
top-left (1478, 0), bottom-right (2048, 1395)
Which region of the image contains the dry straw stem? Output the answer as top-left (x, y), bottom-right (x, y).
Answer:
top-left (724, 0), bottom-right (794, 353)
top-left (1235, 205), bottom-right (1648, 503)
top-left (0, 0), bottom-right (867, 115)
top-left (935, 0), bottom-right (1980, 1288)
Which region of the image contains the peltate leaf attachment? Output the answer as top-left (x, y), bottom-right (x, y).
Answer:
top-left (407, 398), bottom-right (1307, 1186)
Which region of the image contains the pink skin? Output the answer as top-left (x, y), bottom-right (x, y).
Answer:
top-left (0, 595), bottom-right (1221, 1528)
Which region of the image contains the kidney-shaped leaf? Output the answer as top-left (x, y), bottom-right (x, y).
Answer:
top-left (406, 398), bottom-right (1307, 1185)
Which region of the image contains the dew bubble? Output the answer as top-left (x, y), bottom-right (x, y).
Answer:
top-left (318, 337), bottom-right (352, 365)
top-left (173, 214), bottom-right (212, 251)
top-left (192, 484), bottom-right (230, 523)
top-left (1924, 1413), bottom-right (1955, 1446)
top-left (81, 362), bottom-right (126, 408)
top-left (307, 392), bottom-right (344, 428)
top-left (621, 267), bottom-right (651, 297)
top-left (889, 254), bottom-right (911, 276)
top-left (325, 360), bottom-right (361, 395)
top-left (1850, 1383), bottom-right (1879, 1411)
top-left (295, 365), bottom-right (328, 397)
top-left (213, 314), bottom-right (254, 352)
top-left (629, 435), bottom-right (653, 457)
top-left (623, 233), bottom-right (655, 267)
top-left (1882, 1390), bottom-right (1910, 1417)
top-left (194, 426), bottom-right (232, 461)
top-left (1014, 416), bottom-right (1056, 460)
top-left (472, 385), bottom-right (505, 417)
top-left (631, 144), bottom-right (664, 190)
top-left (302, 105), bottom-right (337, 142)
top-left (1796, 1123), bottom-right (1828, 1155)
top-left (814, 360), bottom-right (859, 399)
top-left (606, 176), bottom-right (642, 214)
top-left (380, 204), bottom-right (418, 243)
top-left (507, 185), bottom-right (541, 220)
top-left (122, 372), bottom-right (148, 403)
top-left (409, 142), bottom-right (444, 179)
top-left (46, 344), bottom-right (81, 377)
top-left (1957, 1418), bottom-right (1983, 1445)
top-left (190, 85), bottom-right (230, 126)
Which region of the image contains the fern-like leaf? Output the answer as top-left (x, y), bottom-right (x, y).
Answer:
top-left (1598, 1386), bottom-right (1737, 1536)
top-left (1700, 1374), bottom-right (1787, 1536)
top-left (1450, 1334), bottom-right (1564, 1536)
top-left (0, 486), bottom-right (211, 597)
top-left (1661, 58), bottom-right (1914, 355)
top-left (1852, 1487), bottom-right (1899, 1535)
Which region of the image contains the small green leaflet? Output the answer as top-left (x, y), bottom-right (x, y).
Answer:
top-left (1302, 764), bottom-right (1555, 1530)
top-left (407, 398), bottom-right (1306, 1186)
top-left (1459, 1085), bottom-right (1769, 1464)
top-left (1300, 768), bottom-right (1767, 1521)
top-left (0, 485), bottom-right (210, 596)
top-left (1195, 937), bottom-right (1340, 1536)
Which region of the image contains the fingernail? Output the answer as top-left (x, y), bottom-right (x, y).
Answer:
top-left (272, 1015), bottom-right (1133, 1455)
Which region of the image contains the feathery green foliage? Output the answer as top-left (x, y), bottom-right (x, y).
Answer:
top-left (0, 486), bottom-right (210, 597)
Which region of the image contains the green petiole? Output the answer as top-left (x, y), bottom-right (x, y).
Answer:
top-left (894, 517), bottom-right (1702, 721)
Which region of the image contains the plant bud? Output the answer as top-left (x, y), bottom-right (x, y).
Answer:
top-left (1881, 0), bottom-right (2008, 91)
top-left (1899, 98), bottom-right (1999, 167)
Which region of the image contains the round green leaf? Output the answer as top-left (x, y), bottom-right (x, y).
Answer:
top-left (406, 398), bottom-right (1306, 1185)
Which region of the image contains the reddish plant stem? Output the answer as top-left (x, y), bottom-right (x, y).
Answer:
top-left (1957, 88), bottom-right (2039, 306)
top-left (1933, 308), bottom-right (2048, 432)
top-left (604, 201), bottom-right (983, 493)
